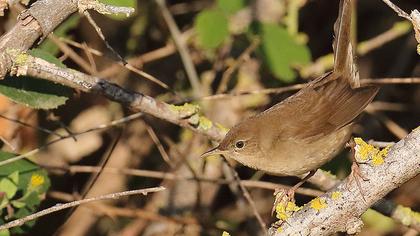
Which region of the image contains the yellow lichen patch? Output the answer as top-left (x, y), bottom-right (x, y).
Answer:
top-left (372, 155), bottom-right (384, 165)
top-left (276, 201), bottom-right (301, 220)
top-left (354, 138), bottom-right (390, 165)
top-left (276, 227), bottom-right (283, 233)
top-left (221, 231), bottom-right (230, 236)
top-left (168, 103), bottom-right (200, 118)
top-left (30, 174), bottom-right (44, 188)
top-left (354, 138), bottom-right (376, 161)
top-left (331, 191), bottom-right (342, 200)
top-left (15, 52), bottom-right (29, 65)
top-left (372, 146), bottom-right (390, 166)
top-left (198, 116), bottom-right (213, 130)
top-left (310, 197), bottom-right (327, 211)
top-left (395, 205), bottom-right (420, 226)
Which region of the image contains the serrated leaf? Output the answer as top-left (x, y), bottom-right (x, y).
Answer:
top-left (39, 15), bottom-right (80, 55)
top-left (99, 0), bottom-right (136, 20)
top-left (195, 9), bottom-right (229, 49)
top-left (260, 23), bottom-right (311, 82)
top-left (217, 0), bottom-right (246, 14)
top-left (0, 76), bottom-right (71, 109)
top-left (0, 178), bottom-right (17, 199)
top-left (28, 49), bottom-right (66, 68)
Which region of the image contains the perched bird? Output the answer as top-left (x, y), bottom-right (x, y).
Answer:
top-left (202, 0), bottom-right (378, 187)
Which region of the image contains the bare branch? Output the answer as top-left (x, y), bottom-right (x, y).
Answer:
top-left (77, 0), bottom-right (134, 16)
top-left (0, 187), bottom-right (165, 231)
top-left (6, 51), bottom-right (226, 142)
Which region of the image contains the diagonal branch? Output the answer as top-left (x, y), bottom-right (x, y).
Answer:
top-left (271, 128), bottom-right (420, 235)
top-left (6, 51), bottom-right (226, 142)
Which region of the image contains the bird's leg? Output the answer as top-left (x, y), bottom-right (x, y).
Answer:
top-left (287, 170), bottom-right (317, 200)
top-left (346, 138), bottom-right (369, 203)
top-left (271, 170), bottom-right (316, 216)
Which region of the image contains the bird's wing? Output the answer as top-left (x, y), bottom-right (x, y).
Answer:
top-left (262, 76), bottom-right (378, 141)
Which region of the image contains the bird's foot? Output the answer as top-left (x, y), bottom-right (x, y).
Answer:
top-left (346, 139), bottom-right (369, 203)
top-left (347, 161), bottom-right (369, 203)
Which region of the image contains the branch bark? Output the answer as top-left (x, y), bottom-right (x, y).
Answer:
top-left (271, 128), bottom-right (420, 235)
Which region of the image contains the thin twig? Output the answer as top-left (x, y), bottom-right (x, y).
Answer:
top-left (99, 43), bottom-right (176, 78)
top-left (198, 77), bottom-right (420, 101)
top-left (145, 125), bottom-right (174, 167)
top-left (0, 113), bottom-right (143, 167)
top-left (43, 164), bottom-right (323, 197)
top-left (0, 114), bottom-right (63, 138)
top-left (216, 38), bottom-right (261, 93)
top-left (0, 135), bottom-right (15, 151)
top-left (48, 34), bottom-right (95, 74)
top-left (47, 192), bottom-right (202, 226)
top-left (0, 187), bottom-right (165, 230)
top-left (155, 0), bottom-right (201, 97)
top-left (82, 42), bottom-right (98, 73)
top-left (83, 11), bottom-right (126, 64)
top-left (381, 0), bottom-right (411, 21)
top-left (222, 157), bottom-right (267, 233)
top-left (59, 37), bottom-right (102, 56)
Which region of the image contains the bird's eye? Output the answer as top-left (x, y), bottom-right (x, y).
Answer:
top-left (235, 140), bottom-right (245, 149)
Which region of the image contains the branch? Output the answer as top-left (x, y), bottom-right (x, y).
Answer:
top-left (0, 186), bottom-right (165, 230)
top-left (270, 128), bottom-right (420, 235)
top-left (6, 51), bottom-right (227, 142)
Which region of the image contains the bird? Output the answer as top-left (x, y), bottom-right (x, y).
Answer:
top-left (201, 0), bottom-right (379, 194)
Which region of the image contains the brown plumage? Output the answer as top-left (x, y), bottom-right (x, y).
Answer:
top-left (202, 0), bottom-right (379, 176)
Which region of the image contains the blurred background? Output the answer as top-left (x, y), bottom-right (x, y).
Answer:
top-left (0, 0), bottom-right (419, 235)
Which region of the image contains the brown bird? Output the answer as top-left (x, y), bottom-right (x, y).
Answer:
top-left (202, 0), bottom-right (378, 190)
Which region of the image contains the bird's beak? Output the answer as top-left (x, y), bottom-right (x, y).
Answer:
top-left (200, 146), bottom-right (225, 158)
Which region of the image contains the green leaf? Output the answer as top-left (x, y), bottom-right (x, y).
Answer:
top-left (39, 15), bottom-right (80, 55)
top-left (0, 151), bottom-right (50, 195)
top-left (0, 171), bottom-right (20, 199)
top-left (195, 9), bottom-right (229, 49)
top-left (8, 171), bottom-right (19, 185)
top-left (0, 229), bottom-right (10, 236)
top-left (0, 195), bottom-right (8, 210)
top-left (99, 0), bottom-right (137, 20)
top-left (11, 200), bottom-right (26, 208)
top-left (28, 49), bottom-right (66, 68)
top-left (217, 0), bottom-right (246, 14)
top-left (0, 178), bottom-right (18, 199)
top-left (0, 152), bottom-right (50, 234)
top-left (0, 76), bottom-right (72, 109)
top-left (0, 152), bottom-right (39, 177)
top-left (20, 191), bottom-right (40, 210)
top-left (260, 23), bottom-right (311, 82)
